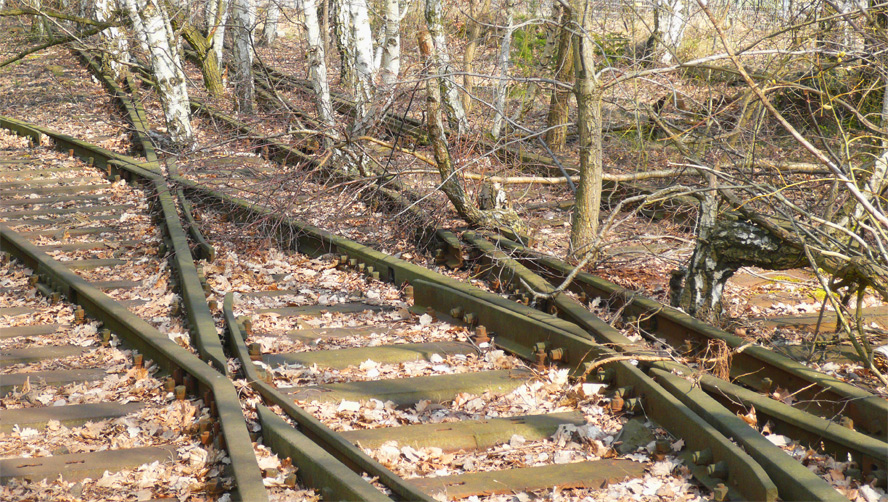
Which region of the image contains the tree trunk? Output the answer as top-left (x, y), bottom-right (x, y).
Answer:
top-left (263, 0), bottom-right (280, 45)
top-left (332, 0), bottom-right (354, 87)
top-left (490, 0), bottom-right (514, 140)
top-left (231, 0), bottom-right (256, 114)
top-left (346, 0), bottom-right (375, 125)
top-left (462, 0), bottom-right (490, 113)
top-left (93, 0), bottom-right (129, 81)
top-left (177, 21), bottom-right (224, 96)
top-left (677, 210), bottom-right (807, 322)
top-left (418, 30), bottom-right (486, 226)
top-left (425, 0), bottom-right (469, 134)
top-left (569, 0), bottom-right (602, 259)
top-left (378, 0), bottom-right (401, 86)
top-left (658, 0), bottom-right (687, 63)
top-left (545, 4), bottom-right (573, 151)
top-left (205, 0), bottom-right (229, 67)
top-left (301, 0), bottom-right (335, 135)
top-left (124, 0), bottom-right (194, 147)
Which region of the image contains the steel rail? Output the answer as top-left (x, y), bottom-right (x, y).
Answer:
top-left (223, 294), bottom-right (433, 502)
top-left (0, 119), bottom-right (266, 500)
top-left (176, 178), bottom-right (779, 501)
top-left (481, 233), bottom-right (888, 440)
top-left (459, 231), bottom-right (875, 501)
top-left (0, 224), bottom-right (267, 502)
top-left (0, 116), bottom-right (226, 373)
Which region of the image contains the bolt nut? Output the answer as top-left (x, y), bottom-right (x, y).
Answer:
top-left (450, 306), bottom-right (463, 319)
top-left (692, 448), bottom-right (713, 466)
top-left (712, 483), bottom-right (729, 502)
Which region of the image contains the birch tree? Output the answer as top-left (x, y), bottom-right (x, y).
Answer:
top-left (377, 0), bottom-right (401, 86)
top-left (300, 0), bottom-right (334, 133)
top-left (657, 0), bottom-right (688, 63)
top-left (347, 0), bottom-right (375, 123)
top-left (124, 0), bottom-right (194, 147)
top-left (490, 0), bottom-right (514, 139)
top-left (231, 0), bottom-right (256, 114)
top-left (205, 0), bottom-right (229, 67)
top-left (462, 0), bottom-right (490, 113)
top-left (93, 0), bottom-right (129, 80)
top-left (262, 0), bottom-right (280, 45)
top-left (425, 0), bottom-right (469, 133)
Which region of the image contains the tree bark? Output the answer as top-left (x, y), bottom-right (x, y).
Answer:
top-left (490, 0), bottom-right (514, 140)
top-left (332, 0), bottom-right (354, 87)
top-left (545, 4), bottom-right (573, 151)
top-left (378, 0), bottom-right (401, 87)
top-left (462, 0), bottom-right (490, 113)
top-left (658, 0), bottom-right (687, 63)
top-left (418, 30), bottom-right (487, 226)
top-left (569, 0), bottom-right (602, 259)
top-left (177, 20), bottom-right (224, 96)
top-left (231, 0), bottom-right (256, 114)
top-left (124, 0), bottom-right (194, 148)
top-left (93, 0), bottom-right (129, 81)
top-left (301, 0), bottom-right (334, 134)
top-left (262, 0), bottom-right (280, 45)
top-left (205, 0), bottom-right (229, 67)
top-left (425, 0), bottom-right (469, 134)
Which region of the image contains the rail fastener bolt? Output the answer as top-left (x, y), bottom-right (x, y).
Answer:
top-left (243, 318), bottom-right (253, 335)
top-left (101, 329), bottom-right (112, 347)
top-left (426, 306), bottom-right (437, 321)
top-left (692, 448), bottom-right (713, 466)
top-left (534, 343), bottom-right (548, 372)
top-left (249, 342), bottom-right (263, 361)
top-left (50, 291), bottom-right (60, 305)
top-left (548, 347), bottom-right (565, 362)
top-left (208, 300), bottom-right (218, 311)
top-left (609, 396), bottom-right (625, 413)
top-left (463, 312), bottom-right (476, 326)
top-left (450, 306), bottom-right (463, 319)
top-left (706, 461), bottom-right (728, 480)
top-left (133, 352), bottom-right (143, 368)
top-left (175, 385), bottom-right (187, 401)
top-left (404, 285), bottom-right (414, 299)
top-left (838, 416), bottom-right (854, 430)
top-left (474, 325), bottom-right (490, 344)
top-left (760, 377), bottom-right (774, 393)
top-left (712, 483), bottom-right (729, 502)
top-left (74, 307), bottom-right (85, 324)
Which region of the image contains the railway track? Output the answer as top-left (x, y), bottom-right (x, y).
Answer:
top-left (0, 127), bottom-right (269, 500)
top-left (1, 55), bottom-right (886, 500)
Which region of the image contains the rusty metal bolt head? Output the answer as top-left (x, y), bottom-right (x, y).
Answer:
top-left (463, 312), bottom-right (476, 326)
top-left (404, 285), bottom-right (414, 299)
top-left (28, 275), bottom-right (38, 287)
top-left (712, 483), bottom-right (729, 502)
top-left (474, 325), bottom-right (490, 344)
top-left (548, 347), bottom-right (564, 361)
top-left (74, 307), bottom-right (85, 324)
top-left (133, 353), bottom-right (143, 368)
top-left (426, 306), bottom-right (437, 320)
top-left (609, 396), bottom-right (625, 413)
top-left (208, 300), bottom-right (218, 311)
top-left (450, 306), bottom-right (463, 319)
top-left (243, 318), bottom-right (253, 335)
top-left (838, 416), bottom-right (854, 430)
top-left (50, 292), bottom-right (60, 305)
top-left (175, 385), bottom-right (187, 400)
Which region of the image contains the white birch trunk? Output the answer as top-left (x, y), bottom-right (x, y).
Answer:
top-left (348, 0), bottom-right (375, 121)
top-left (301, 0), bottom-right (335, 133)
top-left (232, 0), bottom-right (256, 114)
top-left (124, 0), bottom-right (194, 147)
top-left (263, 0), bottom-right (280, 45)
top-left (93, 0), bottom-right (129, 80)
top-left (378, 0), bottom-right (401, 86)
top-left (425, 0), bottom-right (469, 134)
top-left (205, 0), bottom-right (230, 68)
top-left (333, 0), bottom-right (354, 85)
top-left (491, 1), bottom-right (514, 139)
top-left (659, 0), bottom-right (687, 64)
